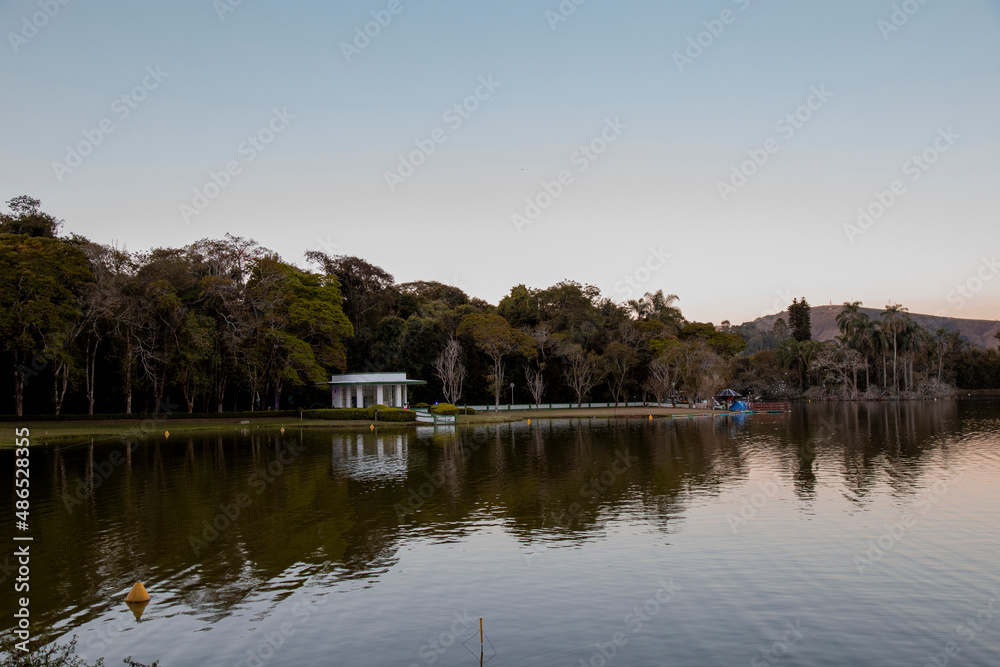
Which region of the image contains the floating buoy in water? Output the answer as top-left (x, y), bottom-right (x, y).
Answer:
top-left (164, 431), bottom-right (169, 439)
top-left (649, 415), bottom-right (653, 420)
top-left (280, 427), bottom-right (285, 434)
top-left (370, 424), bottom-right (375, 431)
top-left (527, 419), bottom-right (531, 425)
top-left (125, 581), bottom-right (150, 603)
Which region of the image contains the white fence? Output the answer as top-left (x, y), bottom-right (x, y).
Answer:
top-left (460, 401), bottom-right (705, 412)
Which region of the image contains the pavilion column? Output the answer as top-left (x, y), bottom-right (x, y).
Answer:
top-left (376, 385), bottom-right (383, 405)
top-left (355, 385), bottom-right (363, 409)
top-left (395, 384), bottom-right (402, 407)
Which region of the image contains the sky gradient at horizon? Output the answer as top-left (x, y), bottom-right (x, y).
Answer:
top-left (2, 0), bottom-right (999, 324)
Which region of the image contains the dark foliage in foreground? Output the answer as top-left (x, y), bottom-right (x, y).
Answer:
top-left (0, 636), bottom-right (158, 667)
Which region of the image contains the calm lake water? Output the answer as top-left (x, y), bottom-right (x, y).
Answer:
top-left (3, 400), bottom-right (1000, 666)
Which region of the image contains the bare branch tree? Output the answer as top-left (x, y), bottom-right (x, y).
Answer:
top-left (433, 337), bottom-right (466, 404)
top-left (525, 366), bottom-right (545, 406)
top-left (558, 342), bottom-right (604, 408)
top-left (643, 355), bottom-right (675, 406)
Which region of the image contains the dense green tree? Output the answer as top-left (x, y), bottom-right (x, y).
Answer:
top-left (0, 195), bottom-right (61, 237)
top-left (497, 284), bottom-right (540, 328)
top-left (788, 298), bottom-right (812, 342)
top-left (458, 313), bottom-right (536, 409)
top-left (0, 234), bottom-right (91, 415)
top-left (246, 258), bottom-right (353, 409)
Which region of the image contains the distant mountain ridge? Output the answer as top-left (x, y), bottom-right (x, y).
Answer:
top-left (745, 305), bottom-right (1000, 348)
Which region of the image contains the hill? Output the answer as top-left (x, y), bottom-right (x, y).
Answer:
top-left (745, 305), bottom-right (1000, 348)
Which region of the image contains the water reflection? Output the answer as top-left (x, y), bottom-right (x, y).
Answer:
top-left (0, 398), bottom-right (985, 649)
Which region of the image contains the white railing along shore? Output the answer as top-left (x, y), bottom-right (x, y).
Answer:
top-left (459, 402), bottom-right (706, 412)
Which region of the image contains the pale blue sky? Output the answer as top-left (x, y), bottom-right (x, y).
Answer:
top-left (2, 0), bottom-right (999, 323)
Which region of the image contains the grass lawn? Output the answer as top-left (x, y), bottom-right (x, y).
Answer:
top-left (0, 417), bottom-right (413, 448)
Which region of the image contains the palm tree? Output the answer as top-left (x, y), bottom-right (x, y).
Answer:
top-left (836, 302), bottom-right (865, 393)
top-left (871, 322), bottom-right (889, 391)
top-left (779, 338), bottom-right (823, 391)
top-left (898, 319), bottom-right (921, 392)
top-left (881, 303), bottom-right (909, 393)
top-left (836, 301), bottom-right (864, 340)
top-left (932, 328), bottom-right (948, 381)
top-left (835, 335), bottom-right (860, 397)
top-left (855, 315), bottom-right (875, 392)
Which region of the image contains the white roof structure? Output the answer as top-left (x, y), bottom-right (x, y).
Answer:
top-left (328, 373), bottom-right (426, 386)
top-left (328, 373), bottom-right (426, 408)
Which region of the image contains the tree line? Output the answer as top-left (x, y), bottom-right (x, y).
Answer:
top-left (2, 197), bottom-right (997, 416)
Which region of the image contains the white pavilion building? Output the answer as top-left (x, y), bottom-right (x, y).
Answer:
top-left (329, 373), bottom-right (426, 409)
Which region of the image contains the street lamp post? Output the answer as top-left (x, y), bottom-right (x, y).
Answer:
top-left (509, 382), bottom-right (515, 409)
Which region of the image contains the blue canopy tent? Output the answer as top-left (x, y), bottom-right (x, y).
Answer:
top-left (715, 389), bottom-right (746, 411)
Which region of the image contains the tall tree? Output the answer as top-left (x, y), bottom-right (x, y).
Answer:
top-left (458, 313), bottom-right (535, 410)
top-left (788, 298), bottom-right (812, 342)
top-left (556, 341), bottom-right (604, 408)
top-left (525, 367), bottom-right (545, 407)
top-left (836, 301), bottom-right (865, 394)
top-left (0, 239), bottom-right (92, 415)
top-left (603, 341), bottom-right (637, 407)
top-left (247, 258), bottom-right (353, 410)
top-left (642, 355), bottom-right (675, 405)
top-left (433, 337), bottom-right (466, 405)
top-left (880, 303), bottom-right (909, 393)
top-left (0, 195), bottom-right (61, 237)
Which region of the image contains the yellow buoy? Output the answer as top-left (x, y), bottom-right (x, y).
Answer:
top-left (649, 415), bottom-right (653, 420)
top-left (370, 424), bottom-right (375, 431)
top-left (527, 419), bottom-right (531, 425)
top-left (125, 581), bottom-right (150, 603)
top-left (164, 431), bottom-right (169, 438)
top-left (280, 427), bottom-right (285, 434)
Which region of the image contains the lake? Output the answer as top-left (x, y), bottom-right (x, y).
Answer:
top-left (2, 399), bottom-right (1000, 666)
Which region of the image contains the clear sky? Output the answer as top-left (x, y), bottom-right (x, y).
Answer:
top-left (2, 0), bottom-right (999, 324)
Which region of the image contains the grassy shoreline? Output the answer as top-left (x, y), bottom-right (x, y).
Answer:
top-left (1, 407), bottom-right (721, 448)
